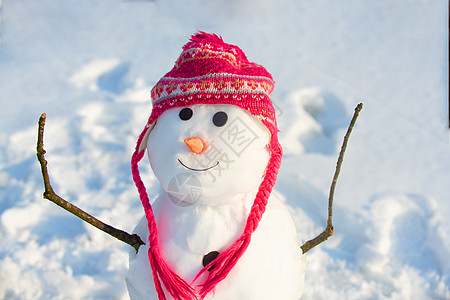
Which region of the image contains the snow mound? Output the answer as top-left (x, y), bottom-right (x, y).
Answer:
top-left (69, 58), bottom-right (126, 93)
top-left (279, 88), bottom-right (349, 155)
top-left (300, 194), bottom-right (450, 300)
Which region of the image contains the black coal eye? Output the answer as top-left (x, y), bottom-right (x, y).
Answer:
top-left (212, 111), bottom-right (228, 127)
top-left (179, 108), bottom-right (193, 121)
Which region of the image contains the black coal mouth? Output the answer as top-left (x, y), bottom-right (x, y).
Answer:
top-left (178, 159), bottom-right (219, 172)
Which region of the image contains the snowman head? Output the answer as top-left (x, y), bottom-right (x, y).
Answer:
top-left (146, 103), bottom-right (271, 206)
top-left (131, 32), bottom-right (282, 299)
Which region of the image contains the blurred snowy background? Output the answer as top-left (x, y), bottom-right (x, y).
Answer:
top-left (0, 0), bottom-right (448, 299)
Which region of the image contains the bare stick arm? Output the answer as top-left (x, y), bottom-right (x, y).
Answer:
top-left (36, 113), bottom-right (145, 253)
top-left (300, 103), bottom-right (363, 254)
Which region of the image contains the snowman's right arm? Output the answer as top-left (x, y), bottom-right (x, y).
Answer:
top-left (36, 113), bottom-right (145, 253)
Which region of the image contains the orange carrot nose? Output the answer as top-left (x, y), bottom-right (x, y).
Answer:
top-left (184, 137), bottom-right (206, 154)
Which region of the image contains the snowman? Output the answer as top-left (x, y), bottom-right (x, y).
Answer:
top-left (127, 32), bottom-right (306, 300)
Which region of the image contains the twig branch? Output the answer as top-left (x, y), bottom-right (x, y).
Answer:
top-left (300, 103), bottom-right (363, 254)
top-left (36, 113), bottom-right (145, 253)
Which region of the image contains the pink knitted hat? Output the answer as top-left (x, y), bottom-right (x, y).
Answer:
top-left (131, 32), bottom-right (282, 300)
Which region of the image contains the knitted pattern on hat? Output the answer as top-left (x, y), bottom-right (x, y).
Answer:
top-left (131, 32), bottom-right (282, 300)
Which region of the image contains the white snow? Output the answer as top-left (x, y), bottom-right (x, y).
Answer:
top-left (0, 0), bottom-right (448, 299)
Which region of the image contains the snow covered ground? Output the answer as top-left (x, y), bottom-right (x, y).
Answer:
top-left (0, 0), bottom-right (449, 299)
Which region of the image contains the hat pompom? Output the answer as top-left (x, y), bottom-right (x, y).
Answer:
top-left (181, 31), bottom-right (250, 68)
top-left (183, 32), bottom-right (224, 50)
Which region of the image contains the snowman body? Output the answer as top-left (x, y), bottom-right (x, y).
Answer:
top-left (127, 104), bottom-right (306, 299)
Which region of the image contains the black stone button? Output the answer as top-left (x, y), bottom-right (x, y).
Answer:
top-left (202, 251), bottom-right (220, 271)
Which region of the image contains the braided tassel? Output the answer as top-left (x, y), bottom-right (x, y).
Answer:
top-left (196, 134), bottom-right (282, 298)
top-left (131, 144), bottom-right (198, 300)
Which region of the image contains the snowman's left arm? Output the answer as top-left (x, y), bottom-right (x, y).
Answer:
top-left (300, 103), bottom-right (363, 254)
